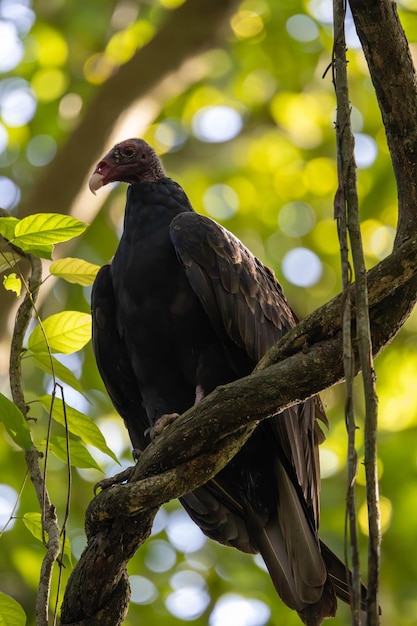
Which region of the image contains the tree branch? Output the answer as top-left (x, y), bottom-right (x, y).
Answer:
top-left (61, 233), bottom-right (417, 624)
top-left (8, 251), bottom-right (62, 626)
top-left (333, 1), bottom-right (363, 621)
top-left (348, 0), bottom-right (417, 245)
top-left (60, 3), bottom-right (417, 623)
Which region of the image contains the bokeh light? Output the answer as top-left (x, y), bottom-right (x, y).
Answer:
top-left (192, 106), bottom-right (243, 143)
top-left (282, 247), bottom-right (323, 286)
top-left (95, 417), bottom-right (128, 459)
top-left (0, 176), bottom-right (21, 209)
top-left (308, 0), bottom-right (332, 24)
top-left (31, 68), bottom-right (68, 102)
top-left (278, 201), bottom-right (316, 237)
top-left (358, 495), bottom-right (392, 535)
top-left (0, 21), bottom-right (24, 71)
top-left (170, 569), bottom-right (206, 591)
top-left (286, 14), bottom-right (320, 42)
top-left (230, 9), bottom-right (266, 41)
top-left (319, 448), bottom-right (340, 478)
top-left (303, 157), bottom-right (337, 196)
top-left (165, 586), bottom-right (210, 620)
top-left (203, 184), bottom-right (239, 220)
top-left (144, 540), bottom-right (177, 573)
top-left (0, 484), bottom-right (19, 531)
top-left (26, 134), bottom-right (57, 166)
top-left (0, 83), bottom-right (36, 126)
top-left (354, 133), bottom-right (378, 169)
top-left (0, 123), bottom-right (8, 152)
top-left (130, 575), bottom-right (158, 605)
top-left (34, 24), bottom-right (68, 67)
top-left (150, 507), bottom-right (168, 537)
top-left (1, 0), bottom-right (35, 34)
top-left (59, 93), bottom-right (83, 120)
top-left (209, 594), bottom-right (271, 626)
top-left (166, 508), bottom-right (206, 553)
top-left (155, 119), bottom-right (188, 152)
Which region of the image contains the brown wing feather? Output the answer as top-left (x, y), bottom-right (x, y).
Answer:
top-left (170, 212), bottom-right (326, 529)
top-left (170, 212), bottom-right (295, 360)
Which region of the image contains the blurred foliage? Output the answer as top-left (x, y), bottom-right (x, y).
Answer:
top-left (1, 0), bottom-right (417, 625)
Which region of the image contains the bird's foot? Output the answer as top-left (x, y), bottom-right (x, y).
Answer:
top-left (146, 412), bottom-right (180, 440)
top-left (94, 465), bottom-right (135, 495)
top-left (132, 447), bottom-right (142, 461)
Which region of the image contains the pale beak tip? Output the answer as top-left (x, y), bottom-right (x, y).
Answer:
top-left (88, 172), bottom-right (105, 195)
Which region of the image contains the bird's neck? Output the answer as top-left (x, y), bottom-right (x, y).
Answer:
top-left (122, 178), bottom-right (193, 238)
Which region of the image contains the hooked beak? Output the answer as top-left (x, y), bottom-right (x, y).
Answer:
top-left (88, 160), bottom-right (113, 195)
top-left (88, 172), bottom-right (105, 195)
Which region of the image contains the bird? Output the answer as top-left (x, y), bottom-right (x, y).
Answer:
top-left (89, 138), bottom-right (366, 625)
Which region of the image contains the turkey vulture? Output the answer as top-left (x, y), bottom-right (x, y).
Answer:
top-left (89, 138), bottom-right (365, 625)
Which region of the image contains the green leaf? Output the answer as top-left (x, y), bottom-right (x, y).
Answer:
top-left (3, 273), bottom-right (22, 297)
top-left (16, 242), bottom-right (54, 260)
top-left (0, 393), bottom-right (32, 450)
top-left (38, 395), bottom-right (118, 463)
top-left (22, 511), bottom-right (43, 542)
top-left (0, 217), bottom-right (19, 242)
top-left (43, 435), bottom-right (103, 470)
top-left (13, 214), bottom-right (88, 255)
top-left (0, 251), bottom-right (20, 273)
top-left (49, 257), bottom-right (100, 286)
top-left (27, 351), bottom-right (84, 393)
top-left (22, 512), bottom-right (72, 564)
top-left (27, 311), bottom-right (91, 354)
top-left (0, 591), bottom-right (26, 626)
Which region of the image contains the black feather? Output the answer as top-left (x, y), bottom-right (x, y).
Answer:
top-left (90, 139), bottom-right (369, 625)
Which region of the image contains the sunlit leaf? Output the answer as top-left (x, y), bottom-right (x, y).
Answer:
top-left (22, 512), bottom-right (43, 542)
top-left (27, 311), bottom-right (91, 354)
top-left (0, 251), bottom-right (20, 273)
top-left (38, 395), bottom-right (118, 463)
top-left (4, 214), bottom-right (88, 259)
top-left (0, 393), bottom-right (32, 450)
top-left (3, 273), bottom-right (22, 297)
top-left (0, 591), bottom-right (26, 626)
top-left (0, 217), bottom-right (19, 242)
top-left (44, 435), bottom-right (103, 470)
top-left (22, 512), bottom-right (72, 563)
top-left (15, 213), bottom-right (88, 243)
top-left (27, 351), bottom-right (84, 393)
top-left (50, 257), bottom-right (100, 286)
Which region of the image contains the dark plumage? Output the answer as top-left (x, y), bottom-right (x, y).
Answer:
top-left (90, 138), bottom-right (365, 625)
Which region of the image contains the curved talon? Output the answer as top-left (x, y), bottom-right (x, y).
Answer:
top-left (94, 465), bottom-right (135, 495)
top-left (132, 447), bottom-right (143, 461)
top-left (145, 412), bottom-right (180, 440)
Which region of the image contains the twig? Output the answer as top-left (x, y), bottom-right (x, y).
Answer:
top-left (332, 3), bottom-right (362, 623)
top-left (333, 2), bottom-right (380, 624)
top-left (8, 250), bottom-right (62, 626)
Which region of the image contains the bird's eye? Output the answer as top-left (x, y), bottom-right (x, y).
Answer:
top-left (122, 147), bottom-right (135, 158)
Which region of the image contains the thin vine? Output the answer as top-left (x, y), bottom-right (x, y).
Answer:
top-left (332, 1), bottom-right (380, 624)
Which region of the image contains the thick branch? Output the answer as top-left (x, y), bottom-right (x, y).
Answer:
top-left (258, 232), bottom-right (417, 369)
top-left (61, 424), bottom-right (255, 625)
top-left (60, 5), bottom-right (417, 622)
top-left (348, 0), bottom-right (417, 244)
top-left (61, 238), bottom-right (417, 624)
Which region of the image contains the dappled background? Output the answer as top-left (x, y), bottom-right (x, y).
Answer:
top-left (1, 0), bottom-right (417, 624)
